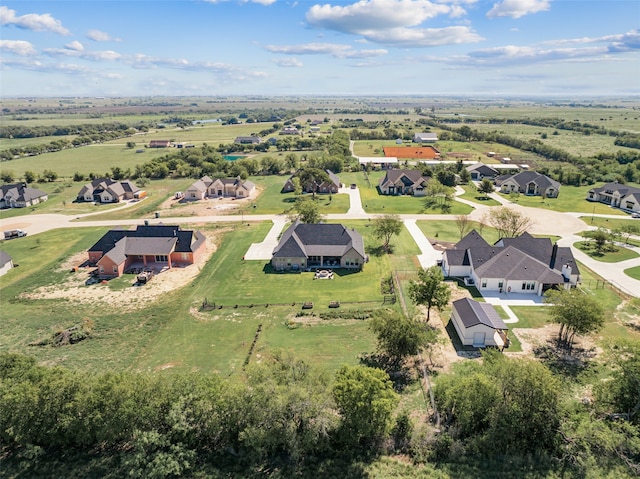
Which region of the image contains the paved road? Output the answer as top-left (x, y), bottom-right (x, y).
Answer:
top-left (2, 185), bottom-right (639, 298)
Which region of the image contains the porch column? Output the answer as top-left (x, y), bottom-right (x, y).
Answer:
top-left (143, 256), bottom-right (147, 267)
top-left (168, 255), bottom-right (172, 269)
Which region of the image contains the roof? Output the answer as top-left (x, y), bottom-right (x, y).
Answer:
top-left (78, 178), bottom-right (139, 198)
top-left (0, 250), bottom-right (12, 268)
top-left (452, 298), bottom-right (508, 330)
top-left (467, 162), bottom-right (499, 176)
top-left (474, 245), bottom-right (565, 284)
top-left (496, 171), bottom-right (560, 190)
top-left (414, 132), bottom-right (438, 140)
top-left (0, 183), bottom-right (48, 203)
top-left (590, 182), bottom-right (640, 197)
top-left (379, 169), bottom-right (429, 188)
top-left (89, 224), bottom-right (204, 257)
top-left (272, 221), bottom-right (365, 260)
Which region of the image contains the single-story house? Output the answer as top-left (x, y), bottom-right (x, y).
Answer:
top-left (441, 230), bottom-right (579, 296)
top-left (378, 169), bottom-right (430, 196)
top-left (88, 224), bottom-right (206, 278)
top-left (451, 298), bottom-right (508, 348)
top-left (282, 169), bottom-right (341, 194)
top-left (185, 176), bottom-right (255, 200)
top-left (0, 183), bottom-right (48, 208)
top-left (149, 140), bottom-right (172, 148)
top-left (495, 171), bottom-right (560, 198)
top-left (413, 132), bottom-right (438, 143)
top-left (234, 136), bottom-right (262, 145)
top-left (77, 178), bottom-right (143, 203)
top-left (279, 127), bottom-right (300, 135)
top-left (586, 182), bottom-right (640, 214)
top-left (271, 220), bottom-right (366, 271)
top-left (0, 250), bottom-right (14, 276)
top-left (466, 162), bottom-right (499, 181)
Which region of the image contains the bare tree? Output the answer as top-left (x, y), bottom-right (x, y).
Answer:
top-left (455, 214), bottom-right (471, 240)
top-left (488, 206), bottom-right (534, 238)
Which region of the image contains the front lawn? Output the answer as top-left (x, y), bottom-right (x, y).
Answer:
top-left (574, 240), bottom-right (640, 262)
top-left (457, 184), bottom-right (501, 206)
top-left (624, 265), bottom-right (640, 280)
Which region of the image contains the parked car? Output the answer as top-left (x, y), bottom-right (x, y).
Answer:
top-left (632, 212), bottom-right (640, 218)
top-left (3, 229), bottom-right (27, 240)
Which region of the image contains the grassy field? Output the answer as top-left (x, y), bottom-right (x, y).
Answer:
top-left (416, 219), bottom-right (502, 244)
top-left (574, 241), bottom-right (640, 262)
top-left (500, 184), bottom-right (630, 215)
top-left (624, 265), bottom-right (640, 280)
top-left (579, 215), bottom-right (640, 232)
top-left (457, 184), bottom-right (501, 206)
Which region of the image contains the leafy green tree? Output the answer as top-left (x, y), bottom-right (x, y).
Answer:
top-left (285, 152), bottom-right (299, 170)
top-left (297, 167), bottom-right (330, 198)
top-left (544, 288), bottom-right (605, 354)
top-left (290, 197), bottom-right (323, 224)
top-left (408, 266), bottom-right (451, 322)
top-left (591, 227), bottom-right (610, 254)
top-left (372, 214), bottom-right (403, 252)
top-left (459, 167), bottom-right (472, 184)
top-left (291, 176), bottom-right (302, 195)
top-left (488, 206), bottom-right (533, 238)
top-left (126, 141), bottom-right (136, 149)
top-left (23, 170), bottom-right (36, 183)
top-left (425, 179), bottom-right (454, 206)
top-left (455, 214), bottom-right (471, 240)
top-left (1, 170), bottom-right (15, 183)
top-left (370, 309), bottom-right (429, 366)
top-left (595, 340), bottom-right (640, 423)
top-left (477, 178), bottom-right (495, 197)
top-left (332, 365), bottom-right (398, 447)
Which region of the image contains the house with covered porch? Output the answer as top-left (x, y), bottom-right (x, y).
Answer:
top-left (88, 224), bottom-right (206, 278)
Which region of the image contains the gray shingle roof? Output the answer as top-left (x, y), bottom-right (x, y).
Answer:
top-left (0, 183), bottom-right (48, 204)
top-left (453, 298), bottom-right (508, 330)
top-left (89, 225), bottom-right (202, 256)
top-left (272, 221), bottom-right (365, 260)
top-left (474, 245), bottom-right (564, 283)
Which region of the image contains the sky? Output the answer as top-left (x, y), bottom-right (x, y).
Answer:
top-left (0, 0), bottom-right (639, 97)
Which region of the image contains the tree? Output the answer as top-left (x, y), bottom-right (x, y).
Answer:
top-left (291, 176), bottom-right (302, 196)
top-left (459, 167), bottom-right (472, 184)
top-left (332, 365), bottom-right (398, 447)
top-left (488, 206), bottom-right (534, 238)
top-left (408, 266), bottom-right (451, 322)
top-left (544, 288), bottom-right (605, 354)
top-left (0, 170), bottom-right (15, 183)
top-left (290, 197), bottom-right (323, 224)
top-left (372, 214), bottom-right (402, 252)
top-left (477, 178), bottom-right (495, 197)
top-left (455, 214), bottom-right (471, 240)
top-left (297, 168), bottom-right (330, 198)
top-left (617, 224), bottom-right (639, 244)
top-left (425, 179), bottom-right (454, 206)
top-left (369, 309), bottom-right (430, 365)
top-left (23, 170), bottom-right (36, 183)
top-left (595, 340), bottom-right (640, 423)
top-left (126, 141), bottom-right (136, 149)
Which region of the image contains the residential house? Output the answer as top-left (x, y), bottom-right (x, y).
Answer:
top-left (586, 182), bottom-right (640, 214)
top-left (88, 224), bottom-right (206, 278)
top-left (0, 183), bottom-right (48, 208)
top-left (282, 169), bottom-right (341, 194)
top-left (413, 132), bottom-right (438, 143)
top-left (466, 162), bottom-right (499, 181)
top-left (271, 220), bottom-right (366, 271)
top-left (378, 169), bottom-right (430, 196)
top-left (77, 178), bottom-right (143, 203)
top-left (234, 136), bottom-right (262, 145)
top-left (495, 171), bottom-right (560, 198)
top-left (279, 126), bottom-right (301, 135)
top-left (441, 230), bottom-right (579, 296)
top-left (0, 251), bottom-right (14, 276)
top-left (149, 140), bottom-right (172, 148)
top-left (185, 176), bottom-right (255, 200)
top-left (451, 298), bottom-right (509, 348)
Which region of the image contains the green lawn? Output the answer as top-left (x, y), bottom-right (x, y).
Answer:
top-left (456, 184), bottom-right (501, 206)
top-left (416, 220), bottom-right (502, 244)
top-left (574, 241), bottom-right (640, 262)
top-left (500, 185), bottom-right (630, 215)
top-left (624, 265), bottom-right (640, 280)
top-left (579, 215), bottom-right (640, 235)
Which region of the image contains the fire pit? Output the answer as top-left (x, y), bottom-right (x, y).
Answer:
top-left (314, 269), bottom-right (334, 279)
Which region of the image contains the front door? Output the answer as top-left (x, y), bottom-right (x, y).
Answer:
top-left (473, 332), bottom-right (486, 347)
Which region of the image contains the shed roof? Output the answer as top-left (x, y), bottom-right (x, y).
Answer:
top-left (452, 297), bottom-right (508, 330)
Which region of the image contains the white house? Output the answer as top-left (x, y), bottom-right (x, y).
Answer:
top-left (451, 298), bottom-right (508, 348)
top-left (413, 132), bottom-right (438, 143)
top-left (586, 182), bottom-right (640, 214)
top-left (495, 171), bottom-right (560, 198)
top-left (186, 176), bottom-right (255, 200)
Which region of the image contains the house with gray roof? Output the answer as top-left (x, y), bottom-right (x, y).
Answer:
top-left (451, 298), bottom-right (509, 348)
top-left (466, 162), bottom-right (499, 181)
top-left (378, 169), bottom-right (430, 196)
top-left (271, 220), bottom-right (366, 271)
top-left (0, 251), bottom-right (14, 276)
top-left (77, 178), bottom-right (142, 203)
top-left (234, 136), bottom-right (262, 145)
top-left (282, 169), bottom-right (341, 194)
top-left (88, 224), bottom-right (206, 278)
top-left (586, 182), bottom-right (640, 214)
top-left (186, 176), bottom-right (255, 200)
top-left (413, 132), bottom-right (438, 143)
top-left (0, 183), bottom-right (48, 209)
top-left (442, 231), bottom-right (579, 296)
top-left (495, 171), bottom-right (560, 198)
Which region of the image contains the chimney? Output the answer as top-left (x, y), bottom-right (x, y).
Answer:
top-left (550, 243), bottom-right (558, 268)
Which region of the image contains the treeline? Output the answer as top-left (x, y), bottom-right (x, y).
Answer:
top-left (2, 345), bottom-right (638, 478)
top-left (0, 121), bottom-right (147, 139)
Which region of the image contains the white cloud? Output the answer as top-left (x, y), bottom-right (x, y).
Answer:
top-left (487, 0), bottom-right (550, 19)
top-left (65, 40), bottom-right (84, 51)
top-left (44, 48), bottom-right (122, 61)
top-left (273, 57), bottom-right (304, 67)
top-left (86, 29), bottom-right (119, 42)
top-left (0, 6), bottom-right (70, 35)
top-left (265, 42), bottom-right (388, 58)
top-left (0, 40), bottom-right (37, 56)
top-left (360, 25), bottom-right (482, 46)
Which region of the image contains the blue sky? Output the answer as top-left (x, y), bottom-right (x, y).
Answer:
top-left (1, 0), bottom-right (638, 97)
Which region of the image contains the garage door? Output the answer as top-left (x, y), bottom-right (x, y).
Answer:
top-left (473, 332), bottom-right (486, 348)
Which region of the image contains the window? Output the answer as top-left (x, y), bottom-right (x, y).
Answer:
top-left (498, 281), bottom-right (503, 289)
top-left (481, 280), bottom-right (487, 288)
top-left (99, 265), bottom-right (104, 273)
top-left (182, 253), bottom-right (189, 261)
top-left (113, 266), bottom-right (118, 273)
top-left (522, 281), bottom-right (535, 291)
top-left (155, 255), bottom-right (168, 262)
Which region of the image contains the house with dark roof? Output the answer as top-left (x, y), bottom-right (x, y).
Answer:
top-left (271, 220), bottom-right (366, 271)
top-left (413, 132), bottom-right (438, 143)
top-left (0, 183), bottom-right (48, 208)
top-left (495, 171), bottom-right (560, 198)
top-left (378, 169), bottom-right (430, 196)
top-left (282, 169), bottom-right (341, 194)
top-left (234, 136), bottom-right (262, 145)
top-left (185, 176), bottom-right (255, 200)
top-left (77, 178), bottom-right (143, 203)
top-left (88, 224), bottom-right (206, 278)
top-left (466, 162), bottom-right (500, 181)
top-left (442, 230), bottom-right (579, 296)
top-left (0, 250), bottom-right (14, 276)
top-left (586, 182), bottom-right (640, 214)
top-left (451, 298), bottom-right (509, 348)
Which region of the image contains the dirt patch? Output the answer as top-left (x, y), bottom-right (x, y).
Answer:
top-left (1, 221), bottom-right (31, 231)
top-left (20, 231), bottom-right (218, 310)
